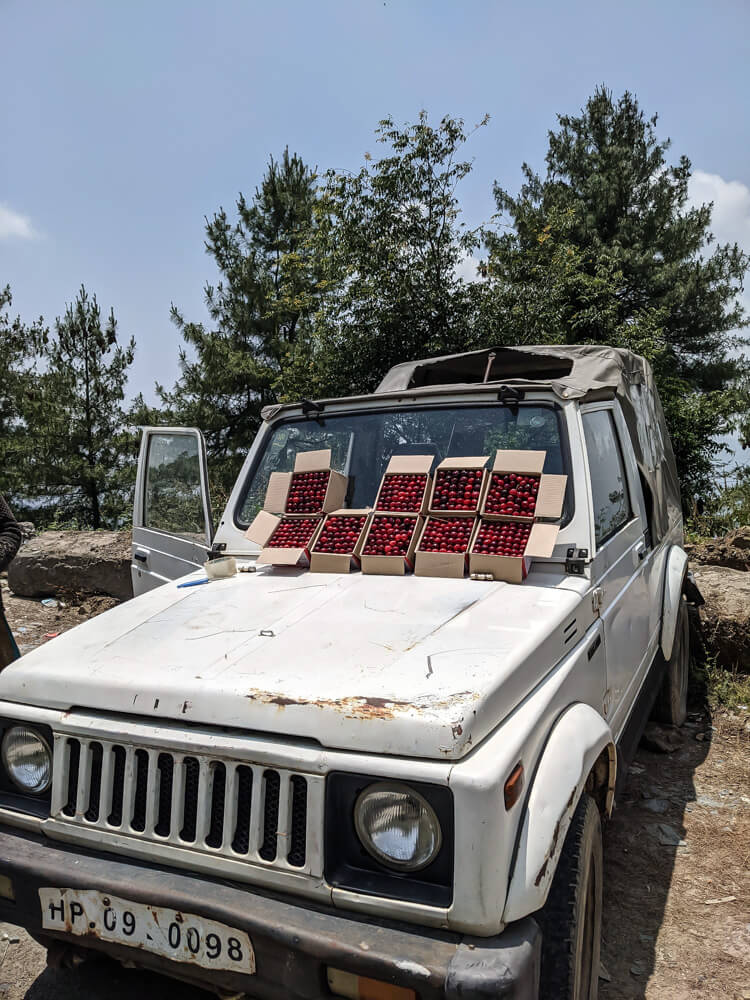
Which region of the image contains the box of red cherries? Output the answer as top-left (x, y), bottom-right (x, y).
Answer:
top-left (414, 514), bottom-right (478, 578)
top-left (427, 457), bottom-right (488, 515)
top-left (244, 510), bottom-right (324, 567)
top-left (244, 449), bottom-right (349, 566)
top-left (309, 509), bottom-right (372, 574)
top-left (264, 449), bottom-right (348, 516)
top-left (374, 455), bottom-right (433, 514)
top-left (470, 450), bottom-right (567, 582)
top-left (360, 514), bottom-right (423, 576)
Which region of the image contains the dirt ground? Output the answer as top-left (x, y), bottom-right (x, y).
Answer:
top-left (0, 583), bottom-right (748, 999)
top-left (1, 579), bottom-right (119, 658)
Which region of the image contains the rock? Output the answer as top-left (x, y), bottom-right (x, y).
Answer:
top-left (17, 521), bottom-right (36, 542)
top-left (648, 822), bottom-right (687, 846)
top-left (642, 798), bottom-right (670, 813)
top-left (686, 526), bottom-right (750, 571)
top-left (8, 531), bottom-right (133, 602)
top-left (641, 723), bottom-right (682, 753)
top-left (692, 566), bottom-right (750, 671)
top-left (598, 962), bottom-right (612, 982)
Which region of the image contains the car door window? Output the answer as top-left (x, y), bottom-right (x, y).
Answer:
top-left (582, 410), bottom-right (631, 546)
top-left (144, 433), bottom-right (208, 541)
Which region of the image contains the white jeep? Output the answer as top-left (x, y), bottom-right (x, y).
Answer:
top-left (0, 346), bottom-right (693, 999)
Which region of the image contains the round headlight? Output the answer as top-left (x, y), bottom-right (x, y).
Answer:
top-left (1, 726), bottom-right (52, 794)
top-left (354, 782), bottom-right (442, 871)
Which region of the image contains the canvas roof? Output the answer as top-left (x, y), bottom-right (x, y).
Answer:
top-left (377, 345), bottom-right (682, 543)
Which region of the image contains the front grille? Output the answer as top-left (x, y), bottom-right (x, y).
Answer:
top-left (51, 737), bottom-right (317, 875)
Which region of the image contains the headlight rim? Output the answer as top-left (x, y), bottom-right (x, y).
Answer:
top-left (354, 779), bottom-right (443, 873)
top-left (1, 725), bottom-right (53, 796)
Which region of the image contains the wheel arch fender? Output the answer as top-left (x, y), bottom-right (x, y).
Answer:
top-left (661, 545), bottom-right (689, 661)
top-left (503, 703), bottom-right (615, 923)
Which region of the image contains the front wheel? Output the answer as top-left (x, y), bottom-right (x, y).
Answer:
top-left (537, 793), bottom-right (603, 1000)
top-left (653, 596), bottom-right (689, 727)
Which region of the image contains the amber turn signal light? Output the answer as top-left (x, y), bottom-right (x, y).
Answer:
top-left (504, 762), bottom-right (524, 810)
top-left (327, 968), bottom-right (416, 1000)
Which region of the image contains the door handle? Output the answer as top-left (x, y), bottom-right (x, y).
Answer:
top-left (134, 552), bottom-right (148, 564)
top-left (587, 634), bottom-right (602, 660)
top-left (636, 543), bottom-right (647, 562)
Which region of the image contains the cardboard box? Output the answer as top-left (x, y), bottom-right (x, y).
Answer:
top-left (360, 514), bottom-right (423, 576)
top-left (309, 509), bottom-right (372, 574)
top-left (479, 450), bottom-right (567, 522)
top-left (427, 457), bottom-right (488, 514)
top-left (262, 449), bottom-right (348, 515)
top-left (469, 521), bottom-right (560, 583)
top-left (374, 455), bottom-right (433, 514)
top-left (414, 514), bottom-right (478, 578)
top-left (469, 449), bottom-right (568, 582)
top-left (244, 510), bottom-right (324, 567)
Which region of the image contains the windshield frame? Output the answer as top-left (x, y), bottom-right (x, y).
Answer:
top-left (233, 397), bottom-right (574, 530)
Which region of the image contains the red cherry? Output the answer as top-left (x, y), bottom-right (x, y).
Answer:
top-left (285, 470), bottom-right (332, 513)
top-left (376, 473), bottom-right (428, 512)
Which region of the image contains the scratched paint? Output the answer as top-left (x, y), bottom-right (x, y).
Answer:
top-left (0, 569), bottom-right (588, 760)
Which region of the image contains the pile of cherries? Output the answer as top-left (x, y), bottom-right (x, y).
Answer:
top-left (376, 473), bottom-right (428, 512)
top-left (285, 471), bottom-right (331, 513)
top-left (314, 515), bottom-right (367, 554)
top-left (473, 520), bottom-right (531, 556)
top-left (363, 516), bottom-right (418, 556)
top-left (483, 473), bottom-right (539, 518)
top-left (431, 468), bottom-right (484, 511)
top-left (419, 517), bottom-right (474, 553)
top-left (267, 517), bottom-right (321, 549)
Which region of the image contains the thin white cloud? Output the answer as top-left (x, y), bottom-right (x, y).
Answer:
top-left (688, 170), bottom-right (750, 317)
top-left (0, 203), bottom-right (37, 240)
top-left (688, 171), bottom-right (750, 458)
top-left (455, 252), bottom-right (482, 284)
top-left (688, 170), bottom-right (750, 258)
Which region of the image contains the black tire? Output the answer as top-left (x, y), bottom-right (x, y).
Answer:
top-left (537, 793), bottom-right (603, 1000)
top-left (653, 596), bottom-right (689, 727)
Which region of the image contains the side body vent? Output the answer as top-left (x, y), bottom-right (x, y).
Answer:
top-left (563, 618), bottom-right (578, 645)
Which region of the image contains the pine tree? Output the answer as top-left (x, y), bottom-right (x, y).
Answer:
top-left (165, 149), bottom-right (321, 497)
top-left (484, 88), bottom-right (749, 500)
top-left (33, 286), bottom-right (135, 528)
top-left (0, 285), bottom-right (47, 505)
top-left (290, 113), bottom-right (487, 399)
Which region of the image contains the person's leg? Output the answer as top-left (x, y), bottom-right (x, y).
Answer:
top-left (0, 609), bottom-right (20, 668)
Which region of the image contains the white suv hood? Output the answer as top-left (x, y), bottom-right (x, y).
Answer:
top-left (0, 568), bottom-right (586, 759)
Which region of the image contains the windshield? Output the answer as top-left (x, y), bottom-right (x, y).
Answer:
top-left (236, 403), bottom-right (570, 525)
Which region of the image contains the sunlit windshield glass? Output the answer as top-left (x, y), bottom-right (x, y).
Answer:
top-left (237, 404), bottom-right (568, 524)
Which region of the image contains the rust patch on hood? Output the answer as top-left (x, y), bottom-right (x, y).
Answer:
top-left (246, 688), bottom-right (478, 721)
top-left (247, 690), bottom-right (413, 720)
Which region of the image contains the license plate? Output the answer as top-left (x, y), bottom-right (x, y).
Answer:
top-left (39, 888), bottom-right (255, 975)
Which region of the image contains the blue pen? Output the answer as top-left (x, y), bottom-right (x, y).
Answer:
top-left (177, 578), bottom-right (210, 588)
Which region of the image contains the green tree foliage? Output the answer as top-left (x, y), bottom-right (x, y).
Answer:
top-left (165, 149), bottom-right (321, 497)
top-left (688, 462), bottom-right (750, 537)
top-left (484, 88), bottom-right (749, 500)
top-left (285, 113), bottom-right (487, 399)
top-left (29, 286), bottom-right (136, 528)
top-left (0, 286), bottom-right (47, 504)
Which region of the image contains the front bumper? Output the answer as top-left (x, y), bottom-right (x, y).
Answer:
top-left (0, 827), bottom-right (540, 999)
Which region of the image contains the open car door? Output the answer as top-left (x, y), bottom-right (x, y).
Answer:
top-left (132, 428), bottom-right (214, 596)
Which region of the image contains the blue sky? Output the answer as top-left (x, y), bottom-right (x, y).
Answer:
top-left (2, 0), bottom-right (749, 441)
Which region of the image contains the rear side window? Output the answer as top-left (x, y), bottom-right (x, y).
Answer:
top-left (582, 410), bottom-right (631, 546)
